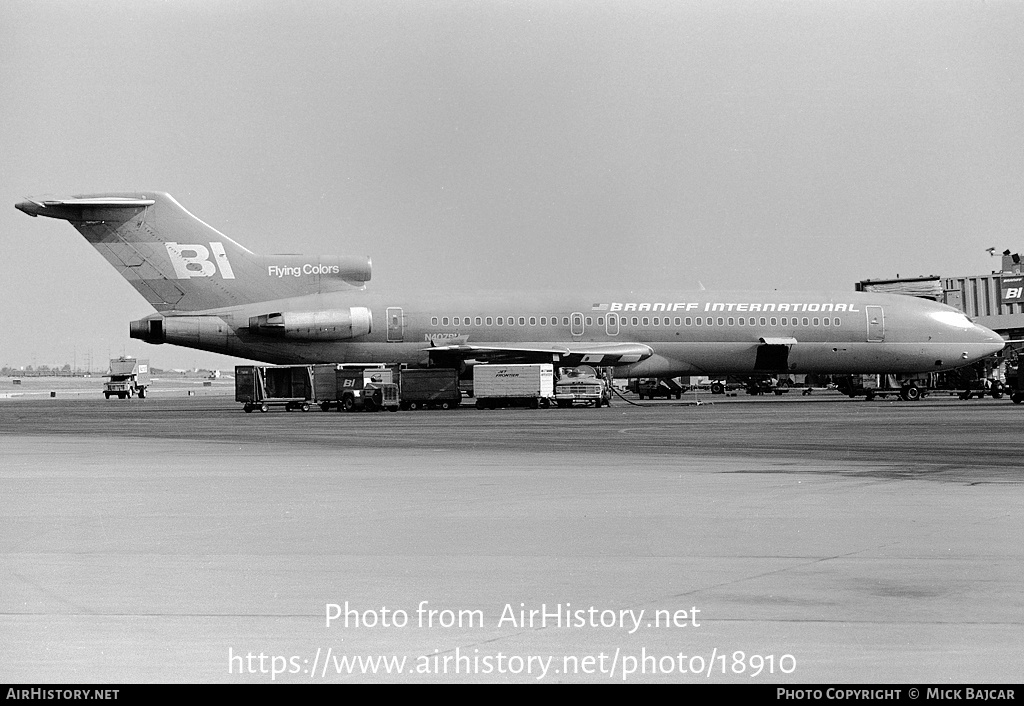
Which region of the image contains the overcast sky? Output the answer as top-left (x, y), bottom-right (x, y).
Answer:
top-left (2, 0), bottom-right (1022, 371)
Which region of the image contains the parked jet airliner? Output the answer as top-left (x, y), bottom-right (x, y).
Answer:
top-left (16, 192), bottom-right (1004, 378)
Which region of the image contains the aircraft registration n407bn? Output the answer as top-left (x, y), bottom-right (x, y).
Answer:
top-left (16, 192), bottom-right (1004, 376)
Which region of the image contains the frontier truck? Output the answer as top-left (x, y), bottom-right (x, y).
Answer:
top-left (473, 364), bottom-right (554, 409)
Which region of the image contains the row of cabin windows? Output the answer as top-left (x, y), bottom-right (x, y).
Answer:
top-left (429, 315), bottom-right (844, 328)
top-left (432, 316), bottom-right (572, 327)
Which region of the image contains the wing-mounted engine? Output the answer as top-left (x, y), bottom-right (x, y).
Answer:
top-left (248, 307), bottom-right (372, 340)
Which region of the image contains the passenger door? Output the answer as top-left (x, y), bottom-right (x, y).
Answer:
top-left (865, 306), bottom-right (884, 342)
top-left (386, 307), bottom-right (404, 342)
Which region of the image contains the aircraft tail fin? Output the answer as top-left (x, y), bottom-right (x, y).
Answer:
top-left (15, 192), bottom-right (371, 313)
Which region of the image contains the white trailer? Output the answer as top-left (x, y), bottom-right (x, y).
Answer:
top-left (473, 364), bottom-right (554, 409)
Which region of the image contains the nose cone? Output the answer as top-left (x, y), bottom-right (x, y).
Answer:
top-left (954, 321), bottom-right (1005, 366)
top-left (973, 322), bottom-right (1005, 358)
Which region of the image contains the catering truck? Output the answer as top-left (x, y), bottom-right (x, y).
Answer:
top-left (103, 357), bottom-right (150, 399)
top-left (473, 364), bottom-right (554, 409)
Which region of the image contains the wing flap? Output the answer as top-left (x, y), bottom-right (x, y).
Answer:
top-left (424, 341), bottom-right (653, 365)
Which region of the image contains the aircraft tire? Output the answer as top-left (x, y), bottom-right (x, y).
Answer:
top-left (902, 385), bottom-right (921, 402)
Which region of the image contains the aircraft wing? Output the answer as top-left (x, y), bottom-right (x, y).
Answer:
top-left (423, 341), bottom-right (653, 365)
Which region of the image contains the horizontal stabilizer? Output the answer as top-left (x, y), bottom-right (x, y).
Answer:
top-left (16, 197), bottom-right (154, 216)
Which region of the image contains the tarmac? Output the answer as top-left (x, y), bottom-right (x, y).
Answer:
top-left (1, 387), bottom-right (1022, 683)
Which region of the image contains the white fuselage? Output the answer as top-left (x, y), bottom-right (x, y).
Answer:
top-left (135, 288), bottom-right (1005, 376)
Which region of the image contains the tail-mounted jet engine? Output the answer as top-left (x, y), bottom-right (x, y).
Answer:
top-left (248, 307), bottom-right (372, 340)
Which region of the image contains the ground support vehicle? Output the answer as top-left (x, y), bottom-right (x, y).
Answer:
top-left (629, 377), bottom-right (684, 400)
top-left (741, 377), bottom-right (790, 396)
top-left (103, 357), bottom-right (150, 399)
top-left (473, 364), bottom-right (554, 409)
top-left (836, 374), bottom-right (928, 401)
top-left (236, 365), bottom-right (314, 412)
top-left (398, 368), bottom-right (461, 410)
top-left (708, 378), bottom-right (748, 395)
top-left (704, 376), bottom-right (786, 396)
top-left (957, 378), bottom-right (1008, 401)
top-left (315, 365), bottom-right (398, 412)
top-left (556, 367), bottom-right (611, 407)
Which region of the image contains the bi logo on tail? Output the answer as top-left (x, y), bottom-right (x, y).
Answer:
top-left (165, 242), bottom-right (235, 279)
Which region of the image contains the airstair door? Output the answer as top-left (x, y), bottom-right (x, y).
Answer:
top-left (865, 306), bottom-right (884, 342)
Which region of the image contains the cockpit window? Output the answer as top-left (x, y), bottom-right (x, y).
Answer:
top-left (929, 311), bottom-right (974, 329)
